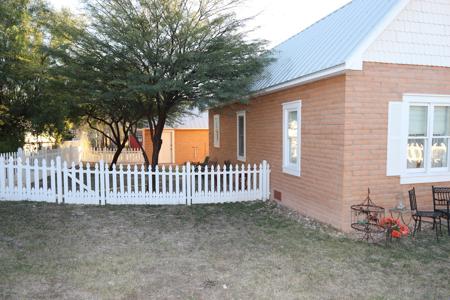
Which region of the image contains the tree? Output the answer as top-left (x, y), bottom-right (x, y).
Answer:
top-left (51, 6), bottom-right (150, 167)
top-left (81, 0), bottom-right (271, 168)
top-left (0, 0), bottom-right (76, 152)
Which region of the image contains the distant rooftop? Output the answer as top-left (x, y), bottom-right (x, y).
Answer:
top-left (167, 110), bottom-right (208, 129)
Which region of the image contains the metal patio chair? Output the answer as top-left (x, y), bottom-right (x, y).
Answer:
top-left (432, 186), bottom-right (450, 236)
top-left (408, 188), bottom-right (443, 240)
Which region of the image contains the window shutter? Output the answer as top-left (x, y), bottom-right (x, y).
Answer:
top-left (386, 102), bottom-right (402, 176)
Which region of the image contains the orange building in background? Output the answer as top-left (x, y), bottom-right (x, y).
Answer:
top-left (141, 112), bottom-right (209, 165)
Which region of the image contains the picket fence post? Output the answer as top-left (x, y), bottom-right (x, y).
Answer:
top-left (0, 157), bottom-right (5, 198)
top-left (25, 158), bottom-right (31, 198)
top-left (63, 161), bottom-right (69, 203)
top-left (261, 160), bottom-right (267, 200)
top-left (17, 148), bottom-right (25, 161)
top-left (56, 157), bottom-right (63, 204)
top-left (186, 162), bottom-right (191, 205)
top-left (94, 162), bottom-right (99, 205)
top-left (266, 161), bottom-right (271, 200)
top-left (50, 159), bottom-right (56, 202)
top-left (99, 160), bottom-right (105, 205)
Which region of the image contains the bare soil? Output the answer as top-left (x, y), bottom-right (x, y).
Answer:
top-left (0, 201), bottom-right (449, 299)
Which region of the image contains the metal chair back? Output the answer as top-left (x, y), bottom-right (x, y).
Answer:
top-left (432, 186), bottom-right (450, 211)
top-left (408, 188), bottom-right (417, 212)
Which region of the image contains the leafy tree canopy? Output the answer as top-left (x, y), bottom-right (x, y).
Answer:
top-left (0, 0), bottom-right (77, 152)
top-left (66, 0), bottom-right (272, 166)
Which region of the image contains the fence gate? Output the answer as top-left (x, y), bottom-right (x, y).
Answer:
top-left (0, 157), bottom-right (271, 205)
top-left (63, 161), bottom-right (103, 205)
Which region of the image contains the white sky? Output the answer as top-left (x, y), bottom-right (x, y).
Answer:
top-left (48, 0), bottom-right (351, 48)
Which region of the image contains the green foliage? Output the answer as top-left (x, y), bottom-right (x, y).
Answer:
top-left (82, 0), bottom-right (271, 109)
top-left (0, 0), bottom-right (76, 151)
top-left (50, 6), bottom-right (147, 165)
top-left (64, 0), bottom-right (271, 165)
top-left (2, 0), bottom-right (270, 160)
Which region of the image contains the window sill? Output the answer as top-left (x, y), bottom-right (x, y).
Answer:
top-left (400, 173), bottom-right (450, 184)
top-left (282, 167), bottom-right (301, 177)
top-left (237, 156), bottom-right (246, 162)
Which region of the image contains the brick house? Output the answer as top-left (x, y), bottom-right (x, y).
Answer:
top-left (208, 0), bottom-right (450, 230)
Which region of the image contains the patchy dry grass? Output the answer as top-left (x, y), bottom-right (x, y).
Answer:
top-left (0, 201), bottom-right (449, 299)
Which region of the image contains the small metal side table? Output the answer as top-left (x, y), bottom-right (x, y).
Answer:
top-left (389, 207), bottom-right (412, 227)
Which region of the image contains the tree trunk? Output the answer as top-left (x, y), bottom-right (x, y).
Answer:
top-left (110, 144), bottom-right (125, 168)
top-left (132, 132), bottom-right (150, 169)
top-left (151, 130), bottom-right (163, 170)
top-left (110, 135), bottom-right (129, 169)
top-left (150, 118), bottom-right (166, 171)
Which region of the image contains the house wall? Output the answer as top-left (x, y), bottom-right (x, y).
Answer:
top-left (343, 62), bottom-right (450, 230)
top-left (142, 129), bottom-right (152, 159)
top-left (209, 76), bottom-right (347, 229)
top-left (210, 62), bottom-right (450, 231)
top-left (173, 129), bottom-right (209, 164)
top-left (141, 128), bottom-right (174, 164)
top-left (142, 128), bottom-right (209, 165)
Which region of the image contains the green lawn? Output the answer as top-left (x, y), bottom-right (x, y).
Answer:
top-left (0, 201), bottom-right (449, 299)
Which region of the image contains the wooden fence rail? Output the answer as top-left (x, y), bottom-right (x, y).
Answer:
top-left (0, 157), bottom-right (270, 205)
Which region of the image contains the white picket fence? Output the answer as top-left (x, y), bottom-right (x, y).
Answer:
top-left (82, 148), bottom-right (143, 164)
top-left (0, 157), bottom-right (270, 205)
top-left (0, 147), bottom-right (81, 166)
top-left (0, 146), bottom-right (143, 167)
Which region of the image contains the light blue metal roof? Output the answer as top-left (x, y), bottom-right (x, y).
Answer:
top-left (252, 0), bottom-right (400, 92)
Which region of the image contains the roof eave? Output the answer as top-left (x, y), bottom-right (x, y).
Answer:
top-left (252, 63), bottom-right (347, 97)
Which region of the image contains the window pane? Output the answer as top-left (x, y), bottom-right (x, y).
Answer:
top-left (407, 139), bottom-right (426, 169)
top-left (288, 111), bottom-right (298, 164)
top-left (214, 116), bottom-right (220, 146)
top-left (432, 138), bottom-right (448, 168)
top-left (433, 106), bottom-right (450, 136)
top-left (409, 106), bottom-right (428, 137)
top-left (238, 116), bottom-right (244, 156)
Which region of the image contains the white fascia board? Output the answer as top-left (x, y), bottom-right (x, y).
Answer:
top-left (345, 0), bottom-right (410, 70)
top-left (253, 64), bottom-right (346, 97)
top-left (403, 93), bottom-right (450, 103)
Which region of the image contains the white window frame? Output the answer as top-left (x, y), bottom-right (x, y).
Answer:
top-left (282, 100), bottom-right (301, 176)
top-left (236, 111), bottom-right (246, 161)
top-left (213, 114), bottom-right (220, 148)
top-left (401, 94), bottom-right (450, 184)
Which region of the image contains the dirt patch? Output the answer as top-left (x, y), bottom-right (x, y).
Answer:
top-left (1, 201), bottom-right (449, 299)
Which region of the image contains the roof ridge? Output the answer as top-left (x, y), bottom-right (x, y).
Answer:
top-left (270, 0), bottom-right (354, 51)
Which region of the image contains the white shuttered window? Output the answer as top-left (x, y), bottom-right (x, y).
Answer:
top-left (387, 94), bottom-right (450, 184)
top-left (282, 100), bottom-right (301, 176)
